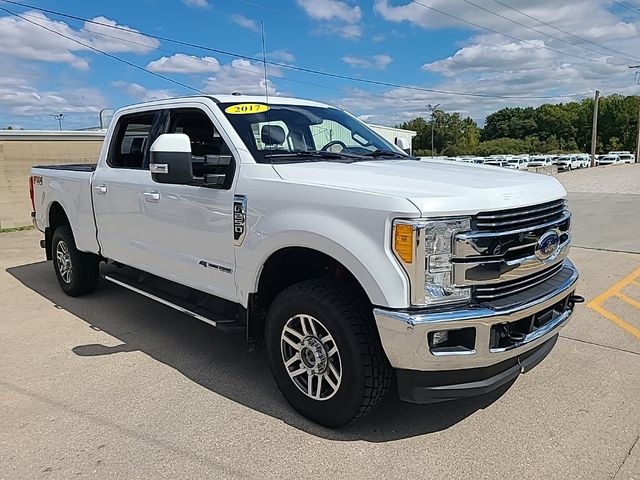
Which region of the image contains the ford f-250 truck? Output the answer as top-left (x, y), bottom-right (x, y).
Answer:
top-left (30, 95), bottom-right (582, 427)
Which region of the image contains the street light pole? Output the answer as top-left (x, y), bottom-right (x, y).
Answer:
top-left (50, 114), bottom-right (65, 131)
top-left (589, 91), bottom-right (600, 168)
top-left (426, 103), bottom-right (440, 157)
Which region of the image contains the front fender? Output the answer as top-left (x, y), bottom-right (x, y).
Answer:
top-left (235, 210), bottom-right (412, 309)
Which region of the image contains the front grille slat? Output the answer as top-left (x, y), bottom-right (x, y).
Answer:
top-left (474, 262), bottom-right (565, 300)
top-left (476, 205), bottom-right (566, 228)
top-left (474, 199), bottom-right (566, 232)
top-left (464, 198), bottom-right (571, 305)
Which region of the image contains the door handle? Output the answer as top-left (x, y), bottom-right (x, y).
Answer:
top-left (94, 184), bottom-right (108, 195)
top-left (142, 191), bottom-right (161, 202)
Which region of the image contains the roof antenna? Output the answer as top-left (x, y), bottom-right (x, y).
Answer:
top-left (260, 21), bottom-right (269, 105)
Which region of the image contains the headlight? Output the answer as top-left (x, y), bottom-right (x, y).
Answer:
top-left (393, 217), bottom-right (471, 307)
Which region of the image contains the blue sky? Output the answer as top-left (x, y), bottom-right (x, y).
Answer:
top-left (0, 0), bottom-right (638, 129)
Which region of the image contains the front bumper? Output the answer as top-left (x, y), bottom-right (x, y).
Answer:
top-left (373, 259), bottom-right (578, 398)
top-left (396, 334), bottom-right (558, 403)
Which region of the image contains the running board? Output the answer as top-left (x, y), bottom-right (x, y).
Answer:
top-left (103, 272), bottom-right (243, 331)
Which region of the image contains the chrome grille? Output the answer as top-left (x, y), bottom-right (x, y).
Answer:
top-left (474, 199), bottom-right (567, 232)
top-left (473, 261), bottom-right (565, 301)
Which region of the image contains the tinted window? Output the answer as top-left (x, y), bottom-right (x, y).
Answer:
top-left (168, 109), bottom-right (230, 157)
top-left (109, 113), bottom-right (156, 169)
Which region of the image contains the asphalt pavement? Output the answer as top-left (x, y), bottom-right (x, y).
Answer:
top-left (1, 166), bottom-right (639, 479)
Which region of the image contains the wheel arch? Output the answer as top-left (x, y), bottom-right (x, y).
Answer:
top-left (44, 201), bottom-right (71, 260)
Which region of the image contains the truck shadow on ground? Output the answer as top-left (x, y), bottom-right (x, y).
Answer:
top-left (7, 261), bottom-right (512, 442)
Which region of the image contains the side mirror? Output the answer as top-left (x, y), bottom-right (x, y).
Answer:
top-left (149, 133), bottom-right (194, 184)
top-left (395, 137), bottom-right (411, 153)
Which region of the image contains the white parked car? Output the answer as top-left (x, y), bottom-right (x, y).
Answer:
top-left (574, 154), bottom-right (590, 168)
top-left (484, 160), bottom-right (510, 167)
top-left (609, 151), bottom-right (634, 164)
top-left (596, 155), bottom-right (621, 166)
top-left (29, 95), bottom-right (581, 427)
top-left (505, 157), bottom-right (529, 170)
top-left (556, 155), bottom-right (581, 171)
top-left (527, 156), bottom-right (553, 167)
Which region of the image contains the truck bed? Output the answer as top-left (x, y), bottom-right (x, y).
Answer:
top-left (32, 164), bottom-right (96, 172)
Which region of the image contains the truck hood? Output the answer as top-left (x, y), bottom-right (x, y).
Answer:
top-left (273, 159), bottom-right (567, 216)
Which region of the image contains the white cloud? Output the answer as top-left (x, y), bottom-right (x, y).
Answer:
top-left (147, 54), bottom-right (220, 74)
top-left (268, 50), bottom-right (296, 63)
top-left (296, 0), bottom-right (361, 22)
top-left (342, 54), bottom-right (393, 69)
top-left (0, 61), bottom-right (107, 129)
top-left (0, 11), bottom-right (159, 70)
top-left (203, 59), bottom-right (279, 96)
top-left (230, 14), bottom-right (259, 32)
top-left (182, 0), bottom-right (211, 9)
top-left (296, 0), bottom-right (363, 39)
top-left (112, 81), bottom-right (175, 102)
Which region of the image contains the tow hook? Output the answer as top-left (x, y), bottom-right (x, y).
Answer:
top-left (568, 295), bottom-right (585, 309)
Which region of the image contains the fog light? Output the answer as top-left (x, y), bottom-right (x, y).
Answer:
top-left (431, 330), bottom-right (449, 347)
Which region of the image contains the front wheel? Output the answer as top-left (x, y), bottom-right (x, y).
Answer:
top-left (265, 280), bottom-right (392, 427)
top-left (52, 225), bottom-right (100, 296)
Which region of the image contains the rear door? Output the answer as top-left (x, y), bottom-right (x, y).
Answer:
top-left (93, 110), bottom-right (166, 270)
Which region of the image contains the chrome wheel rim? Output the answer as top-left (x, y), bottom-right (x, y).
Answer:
top-left (280, 314), bottom-right (342, 401)
top-left (56, 240), bottom-right (72, 284)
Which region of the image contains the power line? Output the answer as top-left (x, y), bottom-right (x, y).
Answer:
top-left (0, 0), bottom-right (594, 100)
top-left (611, 0), bottom-right (640, 13)
top-left (234, 0), bottom-right (542, 78)
top-left (491, 0), bottom-right (640, 62)
top-left (0, 6), bottom-right (468, 103)
top-left (460, 0), bottom-right (640, 64)
top-left (408, 0), bottom-right (626, 66)
top-left (0, 7), bottom-right (205, 95)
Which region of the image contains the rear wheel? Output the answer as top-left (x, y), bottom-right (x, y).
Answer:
top-left (51, 225), bottom-right (100, 296)
top-left (265, 279), bottom-right (392, 427)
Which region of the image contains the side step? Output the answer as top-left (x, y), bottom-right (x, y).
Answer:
top-left (103, 272), bottom-right (244, 332)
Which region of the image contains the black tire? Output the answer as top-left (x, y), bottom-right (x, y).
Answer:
top-left (51, 225), bottom-right (100, 296)
top-left (265, 279), bottom-right (392, 428)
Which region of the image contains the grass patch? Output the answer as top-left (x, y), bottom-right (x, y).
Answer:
top-left (0, 225), bottom-right (34, 233)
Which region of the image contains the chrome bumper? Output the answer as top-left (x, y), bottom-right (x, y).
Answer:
top-left (374, 259), bottom-right (578, 371)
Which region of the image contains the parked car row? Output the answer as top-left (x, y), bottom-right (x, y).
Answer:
top-left (423, 151), bottom-right (635, 170)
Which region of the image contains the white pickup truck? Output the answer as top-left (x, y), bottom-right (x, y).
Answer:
top-left (30, 95), bottom-right (582, 427)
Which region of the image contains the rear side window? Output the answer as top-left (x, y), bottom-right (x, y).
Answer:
top-left (108, 113), bottom-right (157, 169)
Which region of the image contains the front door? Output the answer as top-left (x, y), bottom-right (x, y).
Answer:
top-left (136, 105), bottom-right (238, 302)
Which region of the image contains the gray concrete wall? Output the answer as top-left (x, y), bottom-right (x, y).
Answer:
top-left (0, 131), bottom-right (105, 228)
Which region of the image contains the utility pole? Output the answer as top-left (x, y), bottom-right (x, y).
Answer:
top-left (50, 113), bottom-right (65, 131)
top-left (590, 91), bottom-right (600, 168)
top-left (426, 103), bottom-right (440, 157)
top-left (636, 102), bottom-right (640, 163)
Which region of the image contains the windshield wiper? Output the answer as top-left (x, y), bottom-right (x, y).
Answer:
top-left (264, 150), bottom-right (368, 161)
top-left (362, 149), bottom-right (415, 159)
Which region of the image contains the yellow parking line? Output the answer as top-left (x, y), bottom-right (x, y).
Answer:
top-left (590, 303), bottom-right (640, 339)
top-left (587, 266), bottom-right (640, 308)
top-left (588, 266), bottom-right (640, 339)
top-left (616, 292), bottom-right (640, 310)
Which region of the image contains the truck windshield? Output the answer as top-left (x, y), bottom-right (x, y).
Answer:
top-left (218, 102), bottom-right (409, 163)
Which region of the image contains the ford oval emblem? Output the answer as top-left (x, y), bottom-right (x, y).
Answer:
top-left (535, 230), bottom-right (561, 261)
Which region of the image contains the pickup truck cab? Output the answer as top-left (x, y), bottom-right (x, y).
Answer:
top-left (30, 95), bottom-right (581, 427)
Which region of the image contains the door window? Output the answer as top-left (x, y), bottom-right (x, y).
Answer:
top-left (108, 112), bottom-right (157, 169)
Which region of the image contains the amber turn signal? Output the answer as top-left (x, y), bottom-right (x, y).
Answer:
top-left (394, 224), bottom-right (414, 264)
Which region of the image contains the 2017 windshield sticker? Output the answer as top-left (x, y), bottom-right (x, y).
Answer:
top-left (224, 103), bottom-right (269, 115)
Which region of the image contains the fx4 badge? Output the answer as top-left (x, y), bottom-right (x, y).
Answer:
top-left (234, 195), bottom-right (247, 246)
